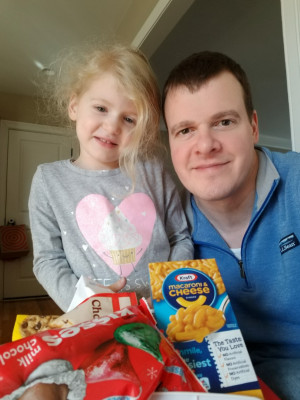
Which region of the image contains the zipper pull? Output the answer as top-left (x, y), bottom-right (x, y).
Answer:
top-left (238, 260), bottom-right (246, 278)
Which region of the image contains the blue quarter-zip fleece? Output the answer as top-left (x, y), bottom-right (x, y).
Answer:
top-left (185, 146), bottom-right (300, 359)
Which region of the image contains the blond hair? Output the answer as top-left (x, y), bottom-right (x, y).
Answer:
top-left (40, 41), bottom-right (161, 183)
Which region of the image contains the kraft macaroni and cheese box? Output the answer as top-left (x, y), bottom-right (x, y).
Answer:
top-left (149, 259), bottom-right (263, 399)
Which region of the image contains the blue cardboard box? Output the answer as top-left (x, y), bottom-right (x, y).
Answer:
top-left (149, 259), bottom-right (263, 399)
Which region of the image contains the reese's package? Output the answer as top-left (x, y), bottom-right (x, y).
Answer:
top-left (149, 259), bottom-right (264, 399)
top-left (1, 302), bottom-right (206, 399)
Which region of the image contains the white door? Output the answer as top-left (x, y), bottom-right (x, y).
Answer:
top-left (3, 128), bottom-right (75, 298)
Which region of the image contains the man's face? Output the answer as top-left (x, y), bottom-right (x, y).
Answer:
top-left (164, 71), bottom-right (259, 206)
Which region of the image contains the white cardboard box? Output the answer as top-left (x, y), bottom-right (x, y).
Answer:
top-left (150, 393), bottom-right (261, 400)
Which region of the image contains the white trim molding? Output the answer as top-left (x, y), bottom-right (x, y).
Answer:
top-left (281, 0), bottom-right (300, 151)
top-left (132, 0), bottom-right (195, 57)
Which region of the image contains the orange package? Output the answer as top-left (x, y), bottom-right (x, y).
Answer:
top-left (12, 291), bottom-right (138, 341)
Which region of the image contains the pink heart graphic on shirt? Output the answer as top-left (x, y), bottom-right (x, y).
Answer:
top-left (76, 193), bottom-right (156, 277)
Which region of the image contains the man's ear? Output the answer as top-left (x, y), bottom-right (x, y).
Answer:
top-left (251, 110), bottom-right (259, 144)
top-left (68, 94), bottom-right (78, 121)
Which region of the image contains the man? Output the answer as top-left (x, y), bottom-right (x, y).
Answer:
top-left (162, 51), bottom-right (300, 400)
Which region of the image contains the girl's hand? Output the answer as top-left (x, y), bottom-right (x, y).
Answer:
top-left (20, 383), bottom-right (69, 400)
top-left (146, 296), bottom-right (153, 308)
top-left (108, 276), bottom-right (127, 292)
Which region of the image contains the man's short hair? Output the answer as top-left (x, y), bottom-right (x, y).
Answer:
top-left (162, 51), bottom-right (254, 123)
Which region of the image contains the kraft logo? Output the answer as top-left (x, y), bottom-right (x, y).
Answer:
top-left (279, 233), bottom-right (299, 254)
top-left (175, 273), bottom-right (197, 282)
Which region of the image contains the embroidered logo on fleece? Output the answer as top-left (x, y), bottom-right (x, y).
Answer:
top-left (279, 233), bottom-right (299, 254)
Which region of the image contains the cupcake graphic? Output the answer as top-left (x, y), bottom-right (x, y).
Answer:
top-left (98, 207), bottom-right (142, 265)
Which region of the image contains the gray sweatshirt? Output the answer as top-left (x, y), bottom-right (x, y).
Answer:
top-left (29, 159), bottom-right (193, 311)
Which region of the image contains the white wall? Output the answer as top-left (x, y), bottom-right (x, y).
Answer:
top-left (281, 0), bottom-right (300, 151)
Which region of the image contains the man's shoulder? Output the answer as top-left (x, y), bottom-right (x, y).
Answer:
top-left (261, 146), bottom-right (300, 164)
top-left (259, 147), bottom-right (300, 177)
top-left (178, 189), bottom-right (195, 232)
top-left (137, 158), bottom-right (163, 174)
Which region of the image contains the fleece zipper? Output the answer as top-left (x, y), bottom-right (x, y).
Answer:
top-left (193, 178), bottom-right (278, 287)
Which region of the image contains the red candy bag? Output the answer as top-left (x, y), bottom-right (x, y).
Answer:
top-left (0, 302), bottom-right (206, 399)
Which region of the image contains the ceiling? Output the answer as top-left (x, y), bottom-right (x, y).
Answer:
top-left (0, 0), bottom-right (292, 149)
top-left (0, 0), bottom-right (193, 96)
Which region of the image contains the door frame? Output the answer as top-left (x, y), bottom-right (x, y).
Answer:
top-left (281, 0), bottom-right (300, 151)
top-left (0, 119), bottom-right (75, 300)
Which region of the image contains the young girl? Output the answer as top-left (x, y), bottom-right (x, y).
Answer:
top-left (29, 42), bottom-right (193, 312)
